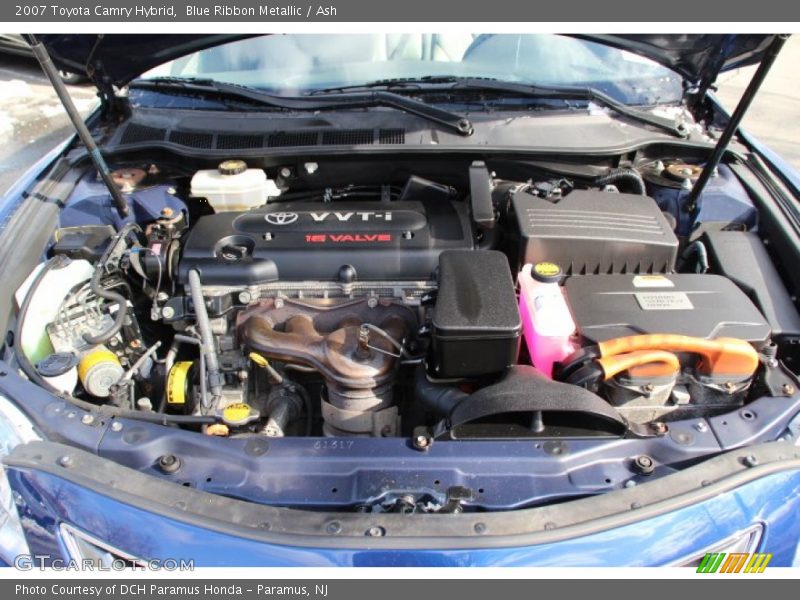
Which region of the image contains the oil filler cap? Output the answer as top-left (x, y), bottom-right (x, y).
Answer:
top-left (531, 262), bottom-right (563, 284)
top-left (218, 159), bottom-right (248, 176)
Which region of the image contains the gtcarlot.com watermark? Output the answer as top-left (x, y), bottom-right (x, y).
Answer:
top-left (13, 554), bottom-right (194, 571)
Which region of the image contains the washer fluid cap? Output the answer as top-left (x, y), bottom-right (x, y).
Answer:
top-left (36, 352), bottom-right (78, 377)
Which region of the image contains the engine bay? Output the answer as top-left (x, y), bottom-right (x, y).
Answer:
top-left (14, 153), bottom-right (800, 453)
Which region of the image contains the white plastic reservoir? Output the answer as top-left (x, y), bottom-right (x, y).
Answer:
top-left (190, 160), bottom-right (280, 212)
top-left (15, 258), bottom-right (94, 364)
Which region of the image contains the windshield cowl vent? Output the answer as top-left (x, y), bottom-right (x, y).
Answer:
top-left (117, 123), bottom-right (406, 150)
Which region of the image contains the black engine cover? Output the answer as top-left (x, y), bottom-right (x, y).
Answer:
top-left (178, 200), bottom-right (473, 284)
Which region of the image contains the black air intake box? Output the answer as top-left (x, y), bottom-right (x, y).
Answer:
top-left (510, 189), bottom-right (678, 274)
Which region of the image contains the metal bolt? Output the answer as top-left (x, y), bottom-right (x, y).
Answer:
top-left (158, 454), bottom-right (181, 474)
top-left (238, 291), bottom-right (252, 304)
top-left (474, 522), bottom-right (487, 534)
top-left (782, 383), bottom-right (796, 395)
top-left (279, 167), bottom-right (292, 179)
top-left (167, 187), bottom-right (177, 195)
top-left (651, 422), bottom-right (668, 435)
top-left (724, 381), bottom-right (737, 394)
top-left (326, 521), bottom-right (342, 535)
top-left (743, 455), bottom-right (760, 467)
top-left (58, 455), bottom-right (73, 468)
top-left (80, 414), bottom-right (95, 425)
top-left (161, 306), bottom-right (175, 319)
top-left (625, 480), bottom-right (637, 488)
top-left (414, 434), bottom-right (430, 449)
top-left (642, 383), bottom-right (655, 394)
top-left (367, 296), bottom-right (378, 308)
top-left (365, 526), bottom-right (385, 537)
top-left (357, 325), bottom-right (371, 352)
top-left (633, 455), bottom-right (655, 475)
top-left (111, 421), bottom-right (123, 432)
top-left (156, 292), bottom-right (170, 302)
top-left (694, 421), bottom-right (709, 433)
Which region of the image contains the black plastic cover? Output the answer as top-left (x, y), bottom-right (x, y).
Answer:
top-left (564, 273), bottom-right (771, 344)
top-left (52, 225), bottom-right (115, 261)
top-left (178, 199), bottom-right (473, 284)
top-left (431, 250), bottom-right (521, 378)
top-left (510, 189), bottom-right (678, 274)
top-left (469, 161), bottom-right (495, 228)
top-left (703, 231), bottom-right (800, 342)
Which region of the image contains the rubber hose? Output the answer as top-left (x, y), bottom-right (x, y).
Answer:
top-left (414, 367), bottom-right (469, 415)
top-left (81, 222), bottom-right (141, 345)
top-left (187, 270), bottom-right (222, 405)
top-left (593, 168), bottom-right (646, 195)
top-left (293, 383), bottom-right (313, 436)
top-left (81, 265), bottom-right (129, 344)
top-left (680, 240), bottom-right (710, 273)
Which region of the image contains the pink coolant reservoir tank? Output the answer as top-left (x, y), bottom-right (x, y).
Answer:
top-left (518, 262), bottom-right (577, 377)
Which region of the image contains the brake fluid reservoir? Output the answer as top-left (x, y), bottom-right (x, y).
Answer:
top-left (190, 160), bottom-right (279, 212)
top-left (518, 262), bottom-right (576, 377)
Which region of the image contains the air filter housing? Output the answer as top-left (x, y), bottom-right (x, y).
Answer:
top-left (510, 189), bottom-right (679, 274)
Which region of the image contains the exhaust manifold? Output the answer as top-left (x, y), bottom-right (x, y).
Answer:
top-left (240, 298), bottom-right (415, 436)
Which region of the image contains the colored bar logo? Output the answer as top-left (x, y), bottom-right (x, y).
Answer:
top-left (696, 552), bottom-right (772, 573)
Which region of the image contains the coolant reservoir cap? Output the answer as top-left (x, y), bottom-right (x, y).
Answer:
top-left (36, 352), bottom-right (78, 377)
top-left (221, 403), bottom-right (260, 426)
top-left (218, 159), bottom-right (248, 176)
top-left (531, 261), bottom-right (563, 283)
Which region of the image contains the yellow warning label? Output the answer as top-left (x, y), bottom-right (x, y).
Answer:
top-left (166, 361), bottom-right (192, 404)
top-left (632, 275), bottom-right (675, 288)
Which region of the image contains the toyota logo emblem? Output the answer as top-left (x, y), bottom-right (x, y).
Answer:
top-left (265, 212), bottom-right (299, 226)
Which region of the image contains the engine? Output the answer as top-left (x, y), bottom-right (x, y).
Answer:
top-left (25, 157), bottom-right (800, 440)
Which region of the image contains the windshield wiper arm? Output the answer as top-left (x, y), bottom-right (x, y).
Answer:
top-left (313, 76), bottom-right (686, 138)
top-left (309, 75), bottom-right (469, 93)
top-left (130, 77), bottom-right (474, 136)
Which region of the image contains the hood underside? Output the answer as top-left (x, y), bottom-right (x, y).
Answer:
top-left (34, 33), bottom-right (778, 89)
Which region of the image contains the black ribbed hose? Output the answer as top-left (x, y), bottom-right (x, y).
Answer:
top-left (592, 168), bottom-right (646, 195)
